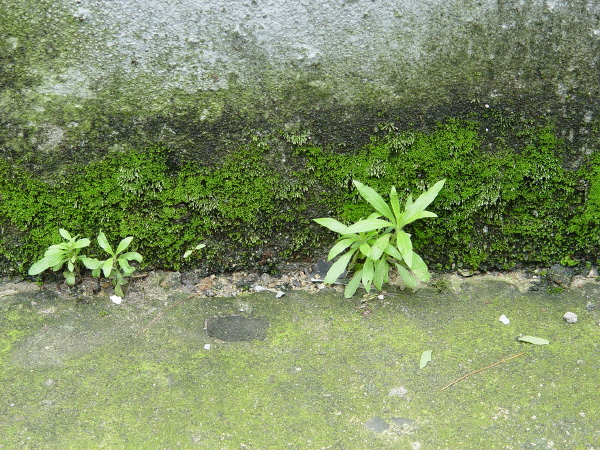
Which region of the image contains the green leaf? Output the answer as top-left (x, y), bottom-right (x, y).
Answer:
top-left (353, 180), bottom-right (394, 222)
top-left (45, 245), bottom-right (67, 255)
top-left (121, 252), bottom-right (143, 262)
top-left (183, 250), bottom-right (193, 258)
top-left (28, 254), bottom-right (65, 275)
top-left (410, 179), bottom-right (446, 214)
top-left (102, 258), bottom-right (114, 278)
top-left (410, 252), bottom-right (431, 282)
top-left (73, 238), bottom-right (91, 249)
top-left (328, 238), bottom-right (356, 260)
top-left (323, 251), bottom-right (354, 284)
top-left (420, 350), bottom-right (432, 369)
top-left (389, 186), bottom-right (401, 223)
top-left (402, 210), bottom-right (438, 227)
top-left (518, 335), bottom-right (549, 345)
top-left (59, 229), bottom-right (72, 240)
top-left (396, 264), bottom-right (418, 288)
top-left (370, 234), bottom-right (390, 261)
top-left (97, 232), bottom-right (113, 254)
top-left (373, 258), bottom-right (388, 291)
top-left (396, 230), bottom-right (413, 268)
top-left (64, 270), bottom-right (76, 285)
top-left (383, 244), bottom-right (403, 261)
top-left (117, 257), bottom-right (134, 274)
top-left (81, 257), bottom-right (102, 270)
top-left (314, 217), bottom-right (348, 234)
top-left (115, 236), bottom-right (134, 255)
top-left (359, 242), bottom-right (371, 258)
top-left (344, 270), bottom-right (363, 298)
top-left (362, 259), bottom-right (374, 292)
top-left (345, 218), bottom-right (392, 234)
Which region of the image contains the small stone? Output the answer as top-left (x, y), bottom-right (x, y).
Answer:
top-left (389, 386), bottom-right (408, 397)
top-left (499, 314), bottom-right (510, 325)
top-left (547, 264), bottom-right (573, 287)
top-left (275, 290), bottom-right (285, 298)
top-left (563, 312), bottom-right (578, 324)
top-left (585, 302), bottom-right (596, 311)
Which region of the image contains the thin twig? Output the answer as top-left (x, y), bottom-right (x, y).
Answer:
top-left (440, 352), bottom-right (526, 391)
top-left (136, 279), bottom-right (211, 336)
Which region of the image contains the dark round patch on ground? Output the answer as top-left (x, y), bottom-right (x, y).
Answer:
top-left (205, 315), bottom-right (270, 341)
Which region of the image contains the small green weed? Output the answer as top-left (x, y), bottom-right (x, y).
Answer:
top-left (29, 229), bottom-right (142, 298)
top-left (314, 179), bottom-right (445, 298)
top-left (80, 232), bottom-right (143, 298)
top-left (28, 229), bottom-right (91, 286)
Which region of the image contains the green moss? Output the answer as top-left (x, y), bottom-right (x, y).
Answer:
top-left (0, 113), bottom-right (597, 275)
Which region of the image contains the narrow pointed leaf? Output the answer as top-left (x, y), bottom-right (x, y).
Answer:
top-left (402, 210), bottom-right (439, 226)
top-left (116, 236), bottom-right (134, 255)
top-left (353, 180), bottom-right (394, 222)
top-left (344, 270), bottom-right (363, 298)
top-left (396, 230), bottom-right (413, 268)
top-left (373, 258), bottom-right (388, 291)
top-left (390, 186), bottom-right (401, 224)
top-left (102, 258), bottom-right (114, 277)
top-left (359, 242), bottom-right (371, 258)
top-left (314, 217), bottom-right (348, 234)
top-left (370, 234), bottom-right (390, 261)
top-left (410, 179), bottom-right (446, 214)
top-left (396, 264), bottom-right (418, 288)
top-left (411, 252), bottom-right (431, 282)
top-left (384, 244), bottom-right (404, 261)
top-left (328, 238), bottom-right (355, 260)
top-left (59, 229), bottom-right (72, 240)
top-left (345, 218), bottom-right (392, 234)
top-left (362, 259), bottom-right (374, 292)
top-left (28, 254), bottom-right (65, 275)
top-left (323, 251), bottom-right (354, 284)
top-left (97, 232), bottom-right (112, 253)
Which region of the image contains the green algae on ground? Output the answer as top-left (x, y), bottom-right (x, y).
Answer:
top-left (0, 277), bottom-right (599, 448)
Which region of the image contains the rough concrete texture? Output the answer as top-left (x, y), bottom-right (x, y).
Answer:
top-left (0, 274), bottom-right (599, 447)
top-left (2, 0), bottom-right (600, 156)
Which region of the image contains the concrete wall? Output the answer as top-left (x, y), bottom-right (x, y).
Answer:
top-left (2, 0), bottom-right (600, 274)
top-left (2, 0), bottom-right (599, 170)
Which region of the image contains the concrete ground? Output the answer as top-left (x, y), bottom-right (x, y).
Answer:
top-left (1, 272), bottom-right (599, 449)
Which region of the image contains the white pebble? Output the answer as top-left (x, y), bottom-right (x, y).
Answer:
top-left (563, 312), bottom-right (578, 324)
top-left (275, 290), bottom-right (285, 298)
top-left (499, 314), bottom-right (510, 325)
top-left (110, 295), bottom-right (122, 304)
top-left (204, 344), bottom-right (211, 350)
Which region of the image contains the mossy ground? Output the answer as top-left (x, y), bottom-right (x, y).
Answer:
top-left (1, 276), bottom-right (598, 448)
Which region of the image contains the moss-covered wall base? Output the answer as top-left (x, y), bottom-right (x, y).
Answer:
top-left (2, 105), bottom-right (599, 277)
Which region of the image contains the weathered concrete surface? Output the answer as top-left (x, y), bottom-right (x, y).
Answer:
top-left (1, 275), bottom-right (599, 448)
top-left (2, 0), bottom-right (600, 165)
